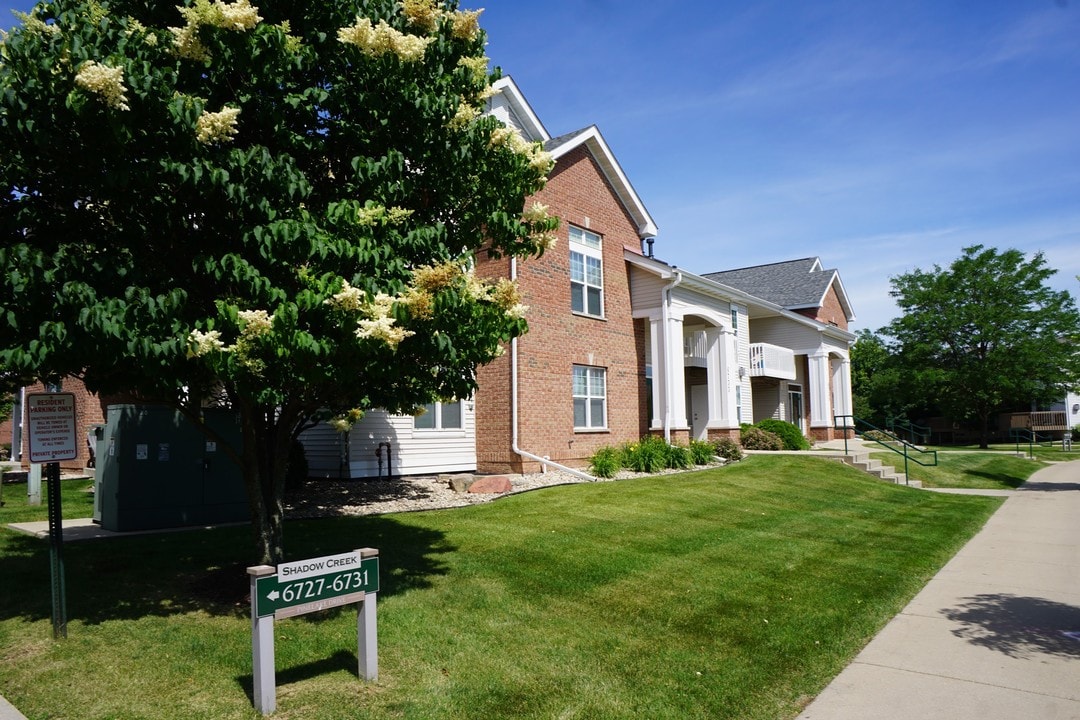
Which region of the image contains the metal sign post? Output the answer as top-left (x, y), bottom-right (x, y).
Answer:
top-left (247, 548), bottom-right (380, 715)
top-left (26, 392), bottom-right (78, 639)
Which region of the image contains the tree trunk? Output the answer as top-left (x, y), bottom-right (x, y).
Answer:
top-left (239, 401), bottom-right (294, 566)
top-left (978, 412), bottom-right (991, 450)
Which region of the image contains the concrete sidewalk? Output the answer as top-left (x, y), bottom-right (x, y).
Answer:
top-left (797, 459), bottom-right (1080, 720)
top-left (0, 695), bottom-right (27, 720)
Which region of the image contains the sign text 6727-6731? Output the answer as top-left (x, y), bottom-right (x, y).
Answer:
top-left (255, 555), bottom-right (379, 619)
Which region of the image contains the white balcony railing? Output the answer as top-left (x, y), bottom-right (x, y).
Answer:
top-left (749, 343), bottom-right (796, 380)
top-left (683, 331), bottom-right (708, 367)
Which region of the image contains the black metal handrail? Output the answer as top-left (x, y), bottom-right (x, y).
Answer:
top-left (1008, 427), bottom-right (1059, 458)
top-left (834, 415), bottom-right (938, 485)
top-left (886, 416), bottom-right (931, 445)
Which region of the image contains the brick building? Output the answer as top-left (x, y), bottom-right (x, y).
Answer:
top-left (3, 78), bottom-right (856, 479)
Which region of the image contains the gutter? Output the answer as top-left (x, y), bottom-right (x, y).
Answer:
top-left (660, 269), bottom-right (684, 443)
top-left (509, 257), bottom-right (596, 481)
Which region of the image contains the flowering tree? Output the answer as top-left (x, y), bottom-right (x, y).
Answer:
top-left (0, 0), bottom-right (557, 563)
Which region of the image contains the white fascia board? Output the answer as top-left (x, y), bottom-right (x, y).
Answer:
top-left (551, 127), bottom-right (659, 239)
top-left (830, 272), bottom-right (857, 323)
top-left (491, 77), bottom-right (549, 142)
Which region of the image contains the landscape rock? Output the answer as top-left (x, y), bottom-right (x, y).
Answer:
top-left (467, 475), bottom-right (512, 494)
top-left (446, 474), bottom-right (475, 493)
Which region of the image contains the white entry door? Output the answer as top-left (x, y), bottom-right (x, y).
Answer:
top-left (690, 385), bottom-right (710, 441)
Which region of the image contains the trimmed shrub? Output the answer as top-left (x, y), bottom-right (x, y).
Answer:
top-left (712, 437), bottom-right (743, 462)
top-left (688, 439), bottom-right (715, 465)
top-left (589, 446), bottom-right (621, 479)
top-left (621, 436), bottom-right (668, 474)
top-left (754, 419), bottom-right (810, 450)
top-left (861, 429), bottom-right (894, 443)
top-left (664, 443), bottom-right (693, 469)
top-left (741, 426), bottom-right (784, 451)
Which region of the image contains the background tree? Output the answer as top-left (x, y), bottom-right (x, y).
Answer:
top-left (849, 329), bottom-right (907, 427)
top-left (884, 245), bottom-right (1080, 448)
top-left (0, 0), bottom-right (557, 563)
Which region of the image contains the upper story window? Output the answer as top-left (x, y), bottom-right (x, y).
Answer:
top-left (730, 307), bottom-right (739, 332)
top-left (569, 226), bottom-right (603, 317)
top-left (414, 400), bottom-right (463, 430)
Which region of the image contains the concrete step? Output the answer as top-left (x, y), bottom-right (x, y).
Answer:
top-left (839, 455), bottom-right (921, 488)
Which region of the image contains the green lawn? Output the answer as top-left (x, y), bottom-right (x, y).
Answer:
top-left (0, 456), bottom-right (1002, 720)
top-left (0, 476), bottom-right (95, 523)
top-left (870, 450), bottom-right (1048, 489)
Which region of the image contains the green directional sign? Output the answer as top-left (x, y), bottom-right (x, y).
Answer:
top-left (255, 553), bottom-right (379, 618)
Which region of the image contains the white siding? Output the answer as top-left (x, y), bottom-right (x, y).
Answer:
top-left (300, 404), bottom-right (476, 479)
top-left (629, 266), bottom-right (667, 314)
top-left (748, 316), bottom-right (822, 353)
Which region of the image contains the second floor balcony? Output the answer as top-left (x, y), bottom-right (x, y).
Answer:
top-left (749, 343), bottom-right (796, 380)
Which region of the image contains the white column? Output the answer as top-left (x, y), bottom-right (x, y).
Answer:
top-left (722, 328), bottom-right (739, 426)
top-left (649, 318), bottom-right (663, 429)
top-left (704, 327), bottom-right (724, 426)
top-left (832, 356), bottom-right (852, 418)
top-left (808, 350), bottom-right (832, 428)
top-left (667, 315), bottom-right (688, 430)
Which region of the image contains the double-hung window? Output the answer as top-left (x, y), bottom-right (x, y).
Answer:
top-left (414, 400), bottom-right (463, 430)
top-left (569, 226), bottom-right (603, 317)
top-left (573, 365), bottom-right (607, 429)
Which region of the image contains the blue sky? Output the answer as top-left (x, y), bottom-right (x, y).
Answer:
top-left (5, 1), bottom-right (1079, 331)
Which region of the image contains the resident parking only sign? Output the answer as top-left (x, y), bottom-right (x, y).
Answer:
top-left (27, 393), bottom-right (78, 463)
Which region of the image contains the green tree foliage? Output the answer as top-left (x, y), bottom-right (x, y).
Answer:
top-left (849, 328), bottom-right (912, 427)
top-left (0, 0), bottom-right (557, 563)
top-left (885, 245), bottom-right (1080, 448)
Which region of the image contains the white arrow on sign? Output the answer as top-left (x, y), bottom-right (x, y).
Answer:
top-left (267, 590), bottom-right (280, 601)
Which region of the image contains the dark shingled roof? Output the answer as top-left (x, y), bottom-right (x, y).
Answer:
top-left (544, 126), bottom-right (593, 153)
top-left (703, 257), bottom-right (838, 310)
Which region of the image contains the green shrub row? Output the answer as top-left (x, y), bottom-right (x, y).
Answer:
top-left (588, 436), bottom-right (743, 479)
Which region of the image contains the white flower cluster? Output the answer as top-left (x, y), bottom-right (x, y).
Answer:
top-left (355, 293), bottom-right (414, 349)
top-left (187, 329), bottom-right (225, 357)
top-left (215, 0), bottom-right (261, 30)
top-left (325, 279), bottom-right (366, 312)
top-left (195, 106), bottom-right (241, 144)
top-left (238, 308), bottom-right (272, 336)
top-left (447, 101), bottom-right (480, 130)
top-left (74, 60), bottom-right (131, 111)
top-left (400, 1), bottom-right (484, 42)
top-left (457, 55), bottom-right (489, 84)
top-left (522, 202), bottom-right (558, 251)
top-left (337, 17), bottom-right (432, 62)
top-left (170, 0), bottom-right (262, 61)
top-left (355, 204), bottom-right (414, 227)
top-left (490, 126), bottom-right (555, 176)
top-left (449, 9), bottom-right (482, 40)
top-left (329, 408), bottom-right (366, 433)
top-left (13, 11), bottom-right (60, 38)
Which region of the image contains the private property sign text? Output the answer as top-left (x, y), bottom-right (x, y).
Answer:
top-left (27, 393), bottom-right (78, 463)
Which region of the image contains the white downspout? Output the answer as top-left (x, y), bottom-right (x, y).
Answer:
top-left (661, 269), bottom-right (683, 444)
top-left (510, 257), bottom-right (595, 481)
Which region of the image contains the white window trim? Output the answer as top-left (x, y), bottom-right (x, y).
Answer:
top-left (573, 364), bottom-right (608, 431)
top-left (413, 400), bottom-right (465, 433)
top-left (569, 226), bottom-right (604, 318)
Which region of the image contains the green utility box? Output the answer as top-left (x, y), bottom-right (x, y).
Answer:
top-left (96, 405), bottom-right (249, 532)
